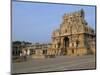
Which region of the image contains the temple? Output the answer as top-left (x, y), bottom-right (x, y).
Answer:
top-left (47, 9), bottom-right (95, 56)
top-left (12, 9), bottom-right (96, 59)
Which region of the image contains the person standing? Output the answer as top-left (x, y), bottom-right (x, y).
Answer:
top-left (22, 48), bottom-right (27, 61)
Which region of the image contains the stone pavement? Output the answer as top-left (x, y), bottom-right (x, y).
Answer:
top-left (12, 55), bottom-right (96, 74)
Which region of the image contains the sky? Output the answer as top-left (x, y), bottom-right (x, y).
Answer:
top-left (12, 1), bottom-right (96, 43)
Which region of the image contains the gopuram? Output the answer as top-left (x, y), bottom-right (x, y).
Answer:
top-left (47, 9), bottom-right (95, 56)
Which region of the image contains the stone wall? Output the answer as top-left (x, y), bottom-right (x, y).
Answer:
top-left (50, 9), bottom-right (95, 56)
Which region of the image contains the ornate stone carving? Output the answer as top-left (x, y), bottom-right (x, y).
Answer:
top-left (50, 9), bottom-right (95, 56)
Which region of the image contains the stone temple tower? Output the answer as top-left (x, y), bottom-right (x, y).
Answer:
top-left (48, 9), bottom-right (95, 56)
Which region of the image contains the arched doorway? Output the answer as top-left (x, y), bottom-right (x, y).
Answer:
top-left (63, 37), bottom-right (69, 55)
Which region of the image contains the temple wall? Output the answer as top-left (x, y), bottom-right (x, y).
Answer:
top-left (50, 9), bottom-right (95, 56)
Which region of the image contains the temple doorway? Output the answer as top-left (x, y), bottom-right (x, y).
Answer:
top-left (63, 37), bottom-right (69, 55)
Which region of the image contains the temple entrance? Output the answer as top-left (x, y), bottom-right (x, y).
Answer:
top-left (63, 37), bottom-right (69, 55)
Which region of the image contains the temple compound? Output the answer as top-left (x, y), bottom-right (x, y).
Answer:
top-left (47, 9), bottom-right (95, 56)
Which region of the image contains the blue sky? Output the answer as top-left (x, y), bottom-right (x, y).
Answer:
top-left (12, 1), bottom-right (96, 43)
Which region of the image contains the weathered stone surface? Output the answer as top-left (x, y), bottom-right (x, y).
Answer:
top-left (49, 9), bottom-right (95, 56)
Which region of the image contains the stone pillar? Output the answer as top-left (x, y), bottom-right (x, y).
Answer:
top-left (60, 37), bottom-right (64, 48)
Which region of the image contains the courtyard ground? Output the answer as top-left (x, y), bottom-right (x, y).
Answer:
top-left (12, 55), bottom-right (96, 74)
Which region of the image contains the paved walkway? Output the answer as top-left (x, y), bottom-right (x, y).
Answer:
top-left (12, 55), bottom-right (96, 74)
